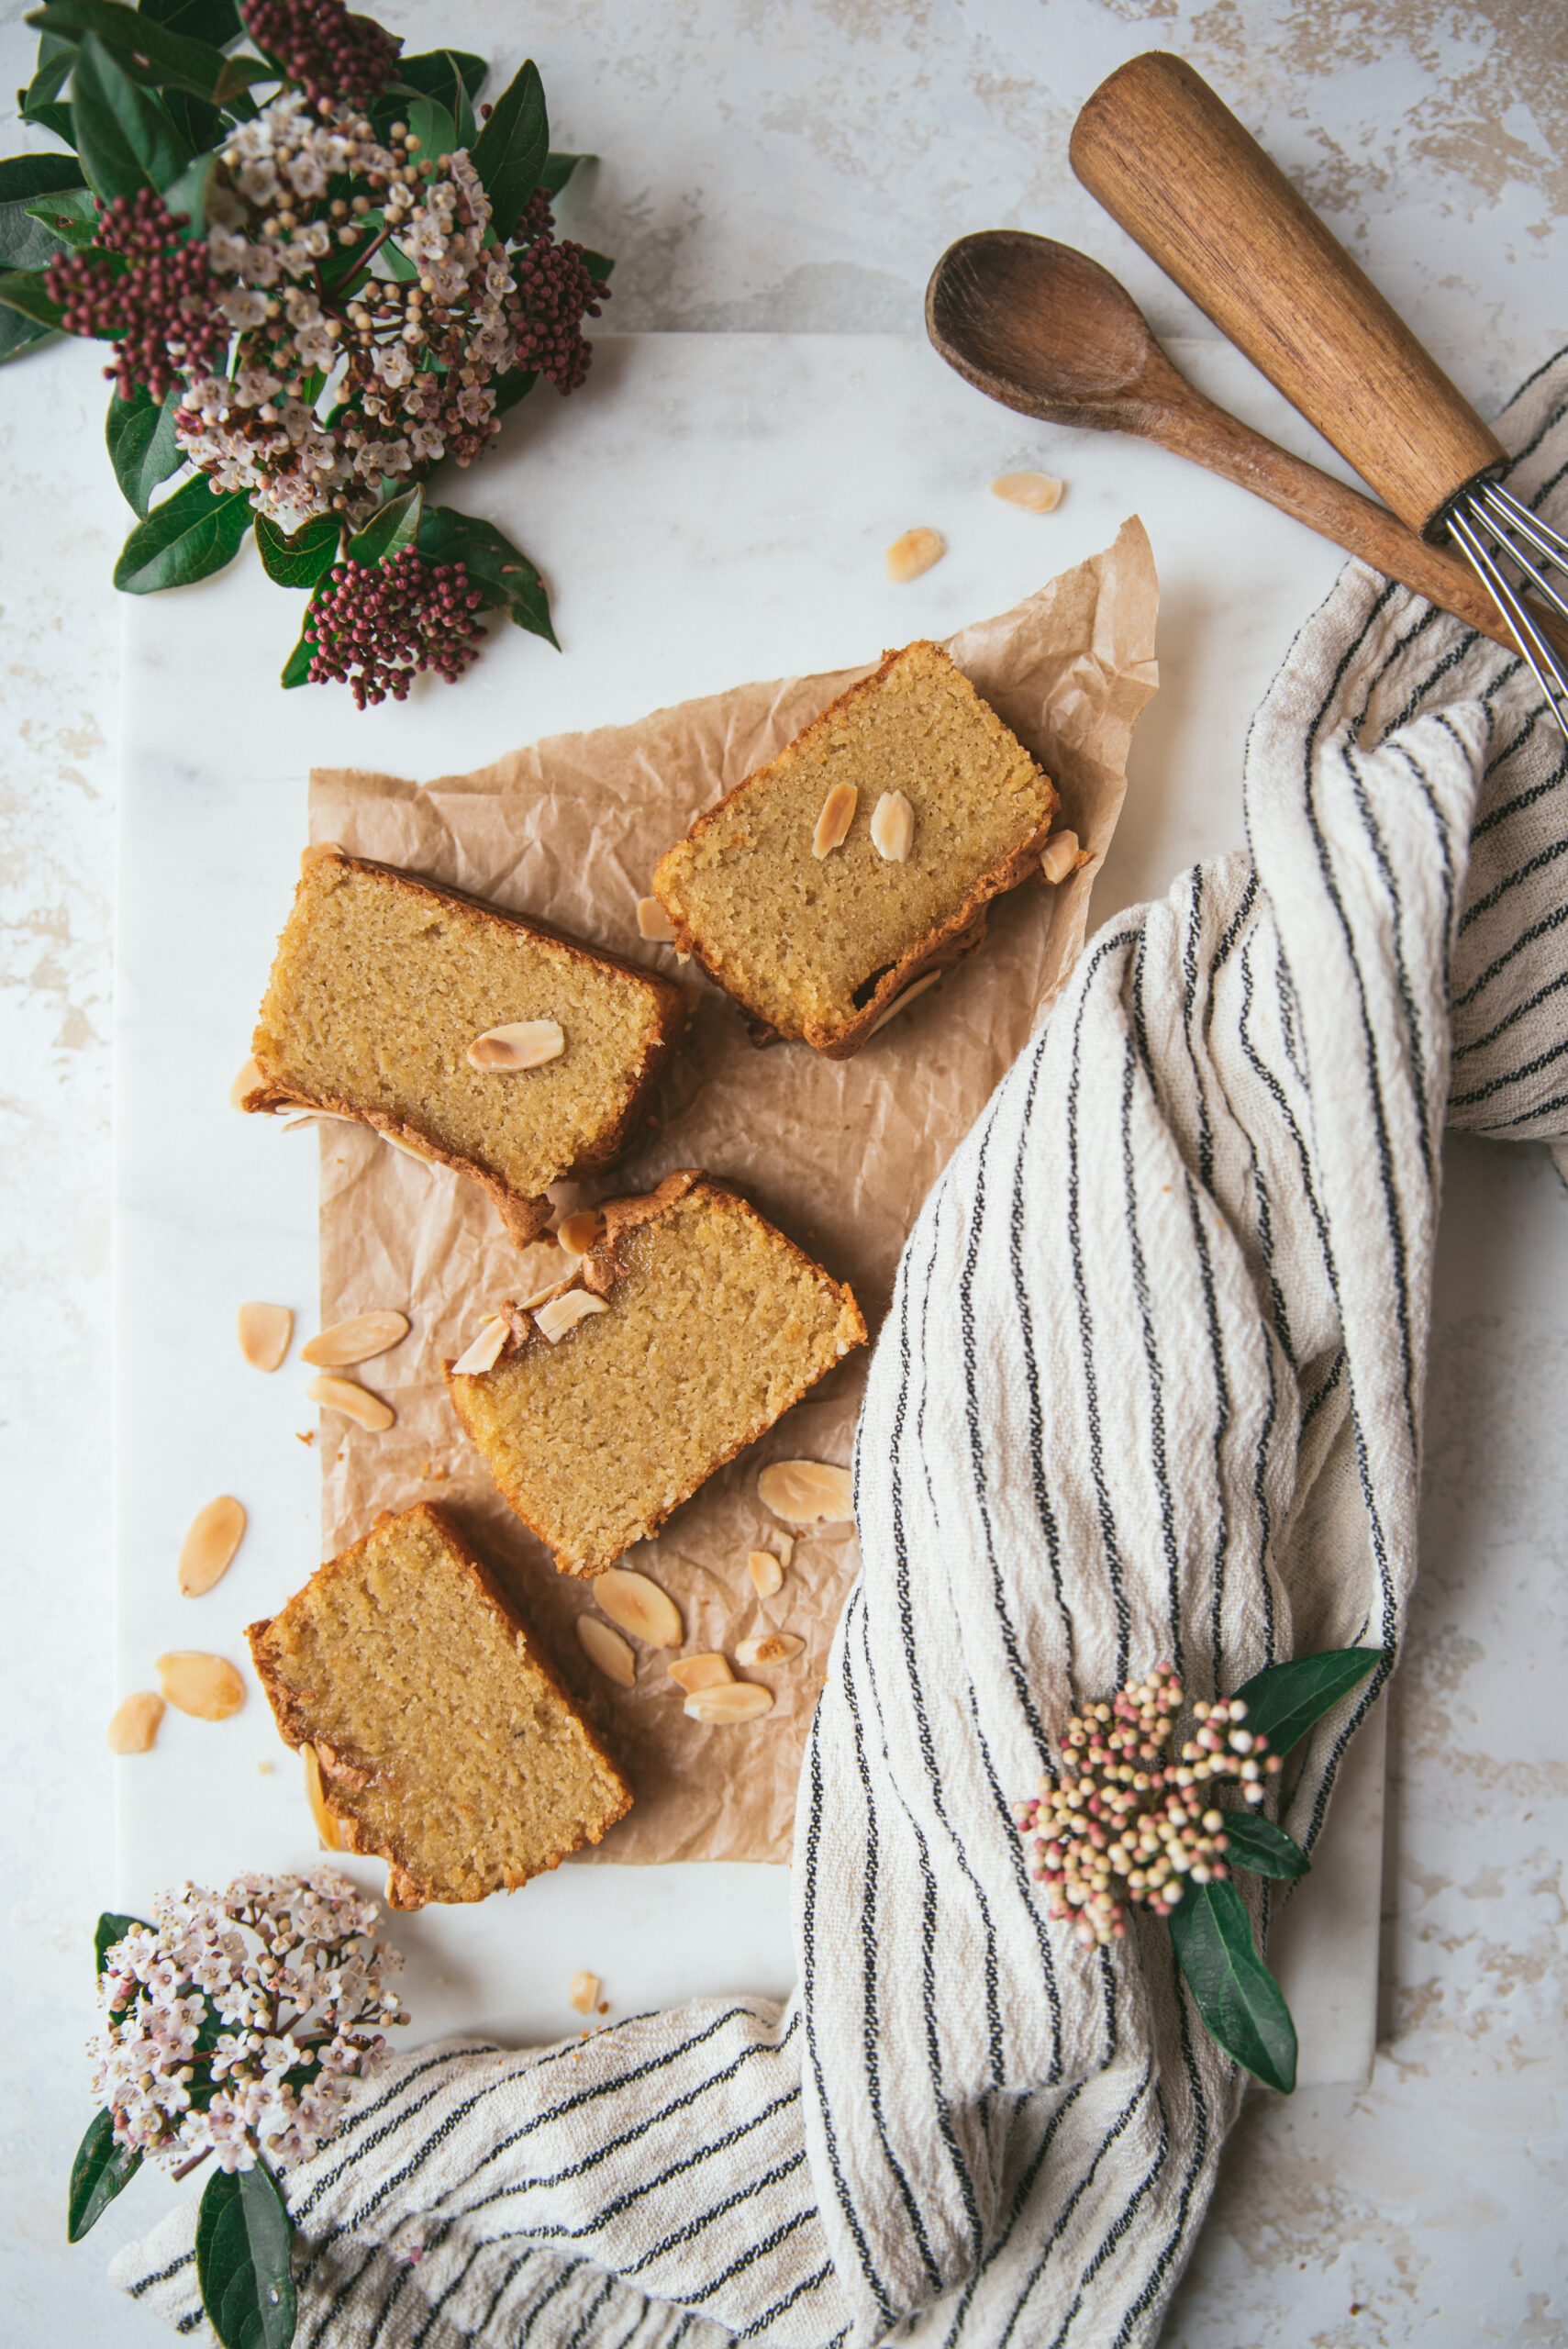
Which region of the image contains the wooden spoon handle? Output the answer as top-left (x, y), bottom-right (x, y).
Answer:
top-left (1070, 51), bottom-right (1507, 539)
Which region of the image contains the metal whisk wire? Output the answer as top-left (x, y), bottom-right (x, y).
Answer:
top-left (1446, 480), bottom-right (1568, 736)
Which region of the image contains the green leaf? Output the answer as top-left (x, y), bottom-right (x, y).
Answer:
top-left (0, 267), bottom-right (66, 327)
top-left (113, 469), bottom-right (252, 591)
top-left (347, 482), bottom-right (422, 567)
top-left (0, 150), bottom-right (84, 203)
top-left (157, 146), bottom-right (213, 232)
top-left (195, 2160), bottom-right (296, 2349)
top-left (20, 183), bottom-right (99, 250)
top-left (280, 610), bottom-right (316, 689)
top-left (67, 2109), bottom-right (143, 2243)
top-left (1167, 1876), bottom-right (1297, 2093)
top-left (1218, 1811), bottom-right (1310, 1881)
top-left (24, 99), bottom-right (77, 146)
top-left (396, 48), bottom-right (486, 100)
top-left (0, 307), bottom-right (53, 362)
top-left (581, 248), bottom-right (613, 284)
top-left (138, 0), bottom-right (241, 43)
top-left (71, 33), bottom-right (192, 198)
top-left (404, 93), bottom-right (456, 167)
top-left (20, 42), bottom-right (76, 123)
top-left (417, 502), bottom-right (556, 647)
top-left (1230, 1648), bottom-right (1384, 1762)
top-left (106, 381), bottom-right (183, 514)
top-left (255, 510), bottom-right (339, 590)
top-left (469, 55), bottom-right (547, 243)
top-left (490, 363), bottom-right (536, 417)
top-left (95, 1910), bottom-right (152, 1973)
top-left (539, 150), bottom-right (591, 196)
top-left (28, 1), bottom-right (250, 105)
top-left (159, 83), bottom-right (226, 156)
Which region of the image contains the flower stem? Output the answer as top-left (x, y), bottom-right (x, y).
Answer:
top-left (172, 2145), bottom-right (213, 2184)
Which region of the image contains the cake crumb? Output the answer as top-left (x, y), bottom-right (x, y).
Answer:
top-left (295, 1430), bottom-right (316, 1446)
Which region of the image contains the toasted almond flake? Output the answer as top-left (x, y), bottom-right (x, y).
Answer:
top-left (684, 1683), bottom-right (775, 1725)
top-left (238, 1301), bottom-right (293, 1372)
top-left (451, 1316), bottom-right (508, 1376)
top-left (595, 1568), bottom-right (684, 1648)
top-left (870, 789), bottom-right (916, 863)
top-left (885, 526), bottom-right (946, 583)
top-left (303, 1743), bottom-right (345, 1851)
top-left (107, 1691), bottom-right (164, 1754)
top-left (991, 469), bottom-right (1064, 513)
top-left (569, 1969), bottom-right (600, 2015)
top-left (737, 1633), bottom-right (805, 1666)
top-left (866, 969), bottom-right (941, 1038)
top-left (812, 780), bottom-right (859, 860)
top-left (278, 1106), bottom-right (359, 1131)
top-left (300, 840), bottom-right (343, 870)
top-left (302, 1309), bottom-right (410, 1367)
top-left (669, 1653), bottom-right (734, 1693)
top-left (179, 1496), bottom-right (247, 1597)
top-left (577, 1615), bottom-right (636, 1687)
top-left (306, 1375), bottom-right (395, 1431)
top-left (381, 1127), bottom-right (441, 1162)
top-left (748, 1550), bottom-right (784, 1598)
top-left (1039, 829), bottom-right (1080, 885)
top-left (557, 1209), bottom-right (605, 1259)
top-left (758, 1460), bottom-right (855, 1524)
top-left (230, 1057), bottom-right (264, 1109)
top-left (468, 1019), bottom-right (565, 1072)
top-left (776, 1533), bottom-right (795, 1566)
top-left (157, 1652), bottom-right (246, 1720)
top-left (535, 1290), bottom-right (609, 1344)
top-left (637, 896), bottom-right (676, 942)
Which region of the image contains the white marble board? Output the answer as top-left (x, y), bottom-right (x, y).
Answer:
top-left (116, 329), bottom-right (1377, 2079)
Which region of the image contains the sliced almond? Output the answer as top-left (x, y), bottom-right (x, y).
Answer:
top-left (776, 1533), bottom-right (795, 1567)
top-left (306, 1375), bottom-right (395, 1431)
top-left (278, 1105), bottom-right (360, 1130)
top-left (230, 1057), bottom-right (264, 1109)
top-left (737, 1633), bottom-right (805, 1666)
top-left (637, 896), bottom-right (676, 942)
top-left (885, 526), bottom-right (945, 583)
top-left (179, 1495), bottom-right (247, 1597)
top-left (1040, 829), bottom-right (1080, 885)
top-left (684, 1683), bottom-right (774, 1725)
top-left (238, 1301), bottom-right (293, 1372)
top-left (991, 470), bottom-right (1064, 513)
top-left (668, 1653), bottom-right (734, 1693)
top-left (535, 1290), bottom-right (609, 1344)
top-left (577, 1615), bottom-right (636, 1687)
top-left (467, 1020), bottom-right (565, 1072)
top-left (303, 1743), bottom-right (345, 1852)
top-left (381, 1127), bottom-right (442, 1162)
top-left (759, 1460), bottom-right (855, 1523)
top-left (301, 1309), bottom-right (410, 1367)
top-left (451, 1316), bottom-right (508, 1376)
top-left (595, 1568), bottom-right (683, 1648)
top-left (569, 1969), bottom-right (600, 2015)
top-left (866, 969), bottom-right (941, 1038)
top-left (156, 1652), bottom-right (246, 1721)
top-left (812, 781), bottom-right (858, 860)
top-left (748, 1550), bottom-right (784, 1598)
top-left (557, 1209), bottom-right (605, 1259)
top-left (870, 790), bottom-right (915, 863)
top-left (106, 1691), bottom-right (164, 1754)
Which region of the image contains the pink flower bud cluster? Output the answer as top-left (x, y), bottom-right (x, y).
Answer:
top-left (239, 0), bottom-right (402, 106)
top-left (92, 1868), bottom-right (405, 2174)
top-left (1017, 1664), bottom-right (1284, 1949)
top-left (510, 188), bottom-right (608, 395)
top-left (44, 191), bottom-right (230, 403)
top-left (306, 547), bottom-right (486, 707)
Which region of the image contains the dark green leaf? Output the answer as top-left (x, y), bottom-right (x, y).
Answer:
top-left (347, 482), bottom-right (422, 567)
top-left (0, 307), bottom-right (53, 361)
top-left (21, 183), bottom-right (99, 249)
top-left (581, 248), bottom-right (613, 284)
top-left (113, 468), bottom-right (252, 591)
top-left (138, 0), bottom-right (241, 43)
top-left (1230, 1648), bottom-right (1384, 1762)
top-left (0, 150), bottom-right (84, 202)
top-left (159, 83), bottom-right (226, 155)
top-left (28, 1), bottom-right (236, 103)
top-left (0, 267), bottom-right (66, 327)
top-left (1218, 1811), bottom-right (1310, 1881)
top-left (71, 33), bottom-right (191, 198)
top-left (195, 2160), bottom-right (296, 2349)
top-left (469, 55), bottom-right (546, 243)
top-left (280, 609), bottom-right (316, 689)
top-left (157, 147), bottom-right (213, 232)
top-left (490, 363), bottom-right (536, 417)
top-left (417, 502), bottom-right (556, 647)
top-left (20, 43), bottom-right (76, 122)
top-left (95, 1910), bottom-right (152, 1974)
top-left (106, 381), bottom-right (183, 514)
top-left (0, 192), bottom-right (72, 267)
top-left (67, 2109), bottom-right (143, 2243)
top-left (404, 94), bottom-right (456, 167)
top-left (539, 150), bottom-right (591, 196)
top-left (24, 98), bottom-right (76, 144)
top-left (255, 510), bottom-right (339, 590)
top-left (395, 48), bottom-right (485, 100)
top-left (1168, 1876), bottom-right (1297, 2093)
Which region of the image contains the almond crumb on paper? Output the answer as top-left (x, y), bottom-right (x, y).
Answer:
top-left (295, 1430), bottom-right (316, 1446)
top-left (990, 470), bottom-right (1064, 513)
top-left (885, 526), bottom-right (945, 583)
top-left (570, 1971), bottom-right (599, 2014)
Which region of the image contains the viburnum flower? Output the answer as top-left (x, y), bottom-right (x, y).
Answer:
top-left (238, 0), bottom-right (402, 106)
top-left (92, 1869), bottom-right (404, 2174)
top-left (511, 188), bottom-right (608, 394)
top-left (305, 546), bottom-right (487, 707)
top-left (43, 190), bottom-right (230, 403)
top-left (1017, 1663), bottom-right (1284, 1949)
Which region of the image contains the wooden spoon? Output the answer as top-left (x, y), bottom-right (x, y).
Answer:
top-left (925, 230), bottom-right (1536, 656)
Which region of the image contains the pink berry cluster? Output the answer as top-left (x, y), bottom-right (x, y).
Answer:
top-left (306, 547), bottom-right (486, 707)
top-left (1018, 1664), bottom-right (1284, 1948)
top-left (239, 0), bottom-right (402, 106)
top-left (44, 191), bottom-right (229, 402)
top-left (510, 188), bottom-right (608, 395)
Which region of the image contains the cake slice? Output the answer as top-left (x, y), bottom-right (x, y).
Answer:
top-left (247, 1502), bottom-right (631, 1908)
top-left (446, 1170), bottom-right (866, 1575)
top-left (242, 848), bottom-right (686, 1244)
top-left (651, 639), bottom-right (1059, 1057)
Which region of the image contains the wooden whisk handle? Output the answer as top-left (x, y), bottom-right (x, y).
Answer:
top-left (1070, 51), bottom-right (1507, 540)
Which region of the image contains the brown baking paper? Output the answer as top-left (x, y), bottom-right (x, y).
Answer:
top-left (306, 516), bottom-right (1158, 1865)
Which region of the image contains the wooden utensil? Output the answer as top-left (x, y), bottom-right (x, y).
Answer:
top-left (925, 229), bottom-right (1535, 655)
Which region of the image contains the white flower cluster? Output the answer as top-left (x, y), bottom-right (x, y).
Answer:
top-left (93, 1869), bottom-right (404, 2174)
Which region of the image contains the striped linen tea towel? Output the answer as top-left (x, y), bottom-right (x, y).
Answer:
top-left (116, 349), bottom-right (1568, 2348)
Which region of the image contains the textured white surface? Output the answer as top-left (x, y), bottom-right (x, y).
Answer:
top-left (2, 1), bottom-right (1564, 2343)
